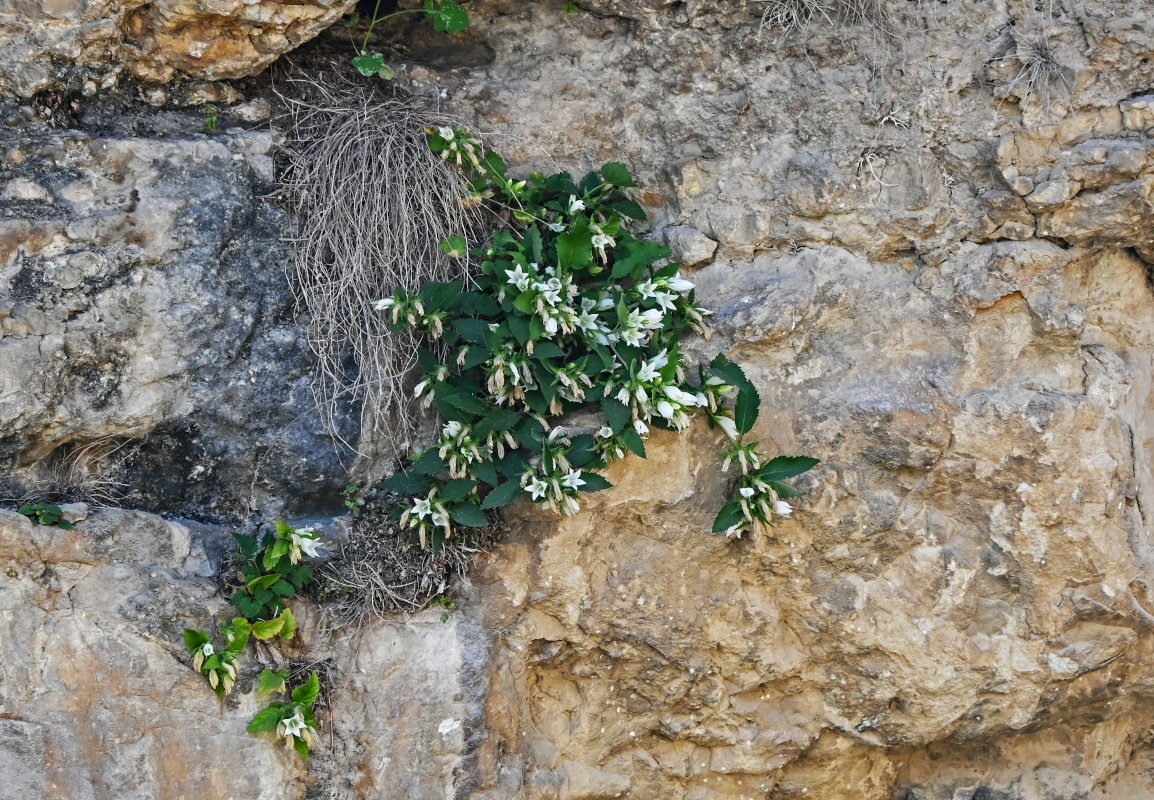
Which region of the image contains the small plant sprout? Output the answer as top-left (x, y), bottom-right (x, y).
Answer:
top-left (18, 501), bottom-right (73, 529)
top-left (248, 672), bottom-right (322, 759)
top-left (348, 0), bottom-right (469, 80)
top-left (373, 131), bottom-right (818, 545)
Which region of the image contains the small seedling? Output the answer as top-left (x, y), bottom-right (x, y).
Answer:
top-left (202, 104), bottom-right (219, 135)
top-left (18, 502), bottom-right (73, 529)
top-left (433, 594), bottom-right (458, 622)
top-left (348, 0), bottom-right (469, 80)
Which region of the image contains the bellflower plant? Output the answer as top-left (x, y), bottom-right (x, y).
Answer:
top-left (375, 127), bottom-right (817, 546)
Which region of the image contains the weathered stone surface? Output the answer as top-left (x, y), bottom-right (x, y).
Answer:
top-left (0, 0), bottom-right (355, 96)
top-left (0, 118), bottom-right (352, 520)
top-left (0, 508), bottom-right (303, 798)
top-left (4, 0), bottom-right (1154, 797)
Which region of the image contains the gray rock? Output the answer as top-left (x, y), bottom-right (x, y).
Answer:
top-left (662, 225), bottom-right (717, 268)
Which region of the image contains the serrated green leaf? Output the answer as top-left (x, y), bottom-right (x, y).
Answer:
top-left (352, 52), bottom-right (385, 77)
top-left (380, 469), bottom-right (432, 495)
top-left (620, 428), bottom-right (647, 458)
top-left (413, 449), bottom-right (449, 476)
top-left (292, 672), bottom-right (321, 707)
top-left (734, 386), bottom-right (760, 436)
top-left (248, 703), bottom-right (288, 732)
top-left (758, 456), bottom-right (820, 482)
top-left (524, 226), bottom-right (543, 262)
top-left (448, 502), bottom-right (489, 527)
top-left (183, 629), bottom-right (210, 650)
top-left (601, 397), bottom-right (631, 432)
top-left (247, 573), bottom-right (281, 593)
top-left (599, 162), bottom-right (635, 187)
top-left (271, 579), bottom-right (296, 598)
top-left (440, 236), bottom-right (468, 258)
top-left (429, 0), bottom-right (470, 32)
top-left (578, 472), bottom-right (613, 492)
top-left (565, 434), bottom-right (597, 467)
top-left (279, 607), bottom-right (297, 641)
top-left (439, 478), bottom-right (478, 504)
top-left (768, 480), bottom-right (805, 499)
top-left (263, 538), bottom-right (289, 571)
top-left (259, 669), bottom-right (289, 696)
top-left (472, 459), bottom-right (500, 487)
top-left (609, 197), bottom-right (647, 221)
top-left (252, 618), bottom-right (285, 640)
top-left (480, 480), bottom-right (524, 509)
top-left (453, 318), bottom-right (491, 343)
top-left (712, 501), bottom-right (744, 533)
top-left (557, 220), bottom-right (593, 271)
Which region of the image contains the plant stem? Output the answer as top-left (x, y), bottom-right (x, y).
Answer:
top-left (361, 4), bottom-right (429, 52)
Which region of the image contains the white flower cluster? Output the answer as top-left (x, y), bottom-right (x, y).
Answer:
top-left (400, 491), bottom-right (451, 549)
top-left (277, 709), bottom-right (318, 751)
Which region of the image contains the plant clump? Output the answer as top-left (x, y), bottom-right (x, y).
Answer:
top-left (373, 127), bottom-right (818, 547)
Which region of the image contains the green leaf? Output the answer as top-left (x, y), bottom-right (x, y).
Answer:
top-left (233, 533), bottom-right (257, 557)
top-left (56, 519), bottom-right (74, 530)
top-left (507, 315), bottom-right (531, 344)
top-left (565, 434), bottom-right (597, 467)
top-left (524, 226), bottom-right (543, 263)
top-left (293, 736), bottom-right (310, 759)
top-left (428, 0), bottom-right (470, 33)
top-left (380, 469), bottom-right (431, 495)
top-left (480, 480), bottom-right (525, 510)
top-left (233, 592), bottom-right (260, 619)
top-left (578, 472), bottom-right (613, 492)
top-left (271, 579), bottom-right (296, 598)
top-left (263, 538), bottom-right (289, 571)
top-left (453, 318), bottom-right (491, 344)
top-left (734, 385), bottom-right (761, 436)
top-left (377, 63), bottom-right (396, 80)
top-left (532, 341), bottom-right (565, 360)
top-left (279, 607), bottom-right (297, 641)
top-left (248, 703), bottom-right (288, 732)
top-left (352, 52), bottom-right (384, 77)
top-left (601, 397), bottom-right (631, 432)
top-left (474, 408), bottom-right (522, 439)
top-left (556, 220), bottom-right (593, 271)
top-left (183, 629), bottom-right (210, 650)
top-left (17, 504), bottom-right (35, 515)
top-left (440, 236), bottom-right (468, 258)
top-left (600, 162), bottom-right (635, 187)
top-left (247, 573), bottom-right (281, 593)
top-left (439, 478), bottom-right (478, 503)
top-left (413, 449), bottom-right (449, 476)
top-left (448, 502), bottom-right (489, 527)
top-left (259, 669), bottom-right (289, 696)
top-left (252, 618), bottom-right (285, 640)
top-left (758, 456), bottom-right (820, 482)
top-left (710, 354), bottom-right (756, 396)
top-left (620, 428), bottom-right (647, 458)
top-left (768, 480), bottom-right (805, 499)
top-left (712, 501), bottom-right (744, 533)
top-left (292, 672), bottom-right (321, 707)
top-left (611, 238), bottom-right (670, 280)
top-left (609, 197), bottom-right (647, 221)
top-left (472, 459), bottom-right (500, 487)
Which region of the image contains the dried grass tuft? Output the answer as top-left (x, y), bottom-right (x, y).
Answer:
top-left (275, 72), bottom-right (480, 465)
top-left (310, 494), bottom-right (502, 639)
top-left (756, 0), bottom-right (905, 38)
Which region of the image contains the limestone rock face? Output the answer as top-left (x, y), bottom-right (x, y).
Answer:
top-left (3, 0), bottom-right (1154, 797)
top-left (0, 507), bottom-right (303, 798)
top-left (0, 119), bottom-right (351, 520)
top-left (0, 0), bottom-right (354, 96)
